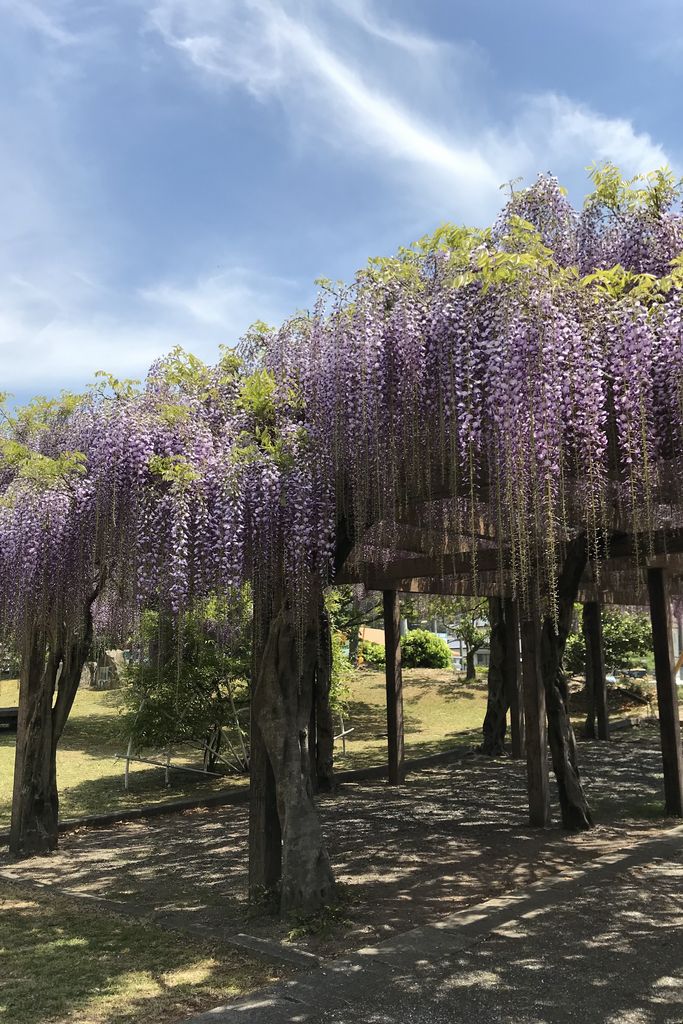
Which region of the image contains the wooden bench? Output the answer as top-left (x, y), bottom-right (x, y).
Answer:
top-left (0, 707), bottom-right (19, 732)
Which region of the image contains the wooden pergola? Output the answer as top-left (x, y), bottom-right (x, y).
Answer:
top-left (336, 514), bottom-right (683, 824)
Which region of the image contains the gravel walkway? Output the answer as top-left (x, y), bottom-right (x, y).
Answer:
top-left (0, 723), bottom-right (674, 961)
top-left (184, 825), bottom-right (683, 1023)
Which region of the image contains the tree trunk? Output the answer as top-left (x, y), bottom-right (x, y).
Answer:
top-left (10, 590), bottom-right (99, 858)
top-left (582, 603), bottom-right (596, 739)
top-left (314, 609), bottom-right (335, 792)
top-left (465, 649), bottom-right (476, 681)
top-left (503, 599), bottom-right (524, 758)
top-left (481, 597), bottom-right (507, 756)
top-left (541, 536), bottom-right (593, 831)
top-left (248, 597), bottom-right (282, 899)
top-left (583, 601), bottom-right (609, 740)
top-left (10, 635), bottom-right (61, 856)
top-left (348, 626), bottom-right (360, 667)
top-left (253, 595), bottom-right (335, 916)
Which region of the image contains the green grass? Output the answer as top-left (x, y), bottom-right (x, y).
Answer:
top-left (1, 669), bottom-right (486, 828)
top-left (0, 879), bottom-right (280, 1024)
top-left (334, 667), bottom-right (488, 769)
top-left (0, 679), bottom-right (247, 830)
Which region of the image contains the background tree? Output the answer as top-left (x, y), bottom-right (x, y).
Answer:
top-left (565, 606), bottom-right (653, 675)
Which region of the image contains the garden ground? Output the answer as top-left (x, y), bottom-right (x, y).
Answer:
top-left (1, 721), bottom-right (675, 1023)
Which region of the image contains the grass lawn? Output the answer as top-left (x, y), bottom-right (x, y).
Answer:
top-left (334, 667), bottom-right (488, 769)
top-left (1, 668), bottom-right (485, 828)
top-left (0, 679), bottom-right (247, 831)
top-left (0, 879), bottom-right (280, 1024)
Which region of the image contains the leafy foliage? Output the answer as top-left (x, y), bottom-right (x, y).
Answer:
top-left (121, 595), bottom-right (251, 751)
top-left (358, 640), bottom-right (386, 667)
top-left (401, 630), bottom-right (452, 669)
top-left (564, 606), bottom-right (653, 675)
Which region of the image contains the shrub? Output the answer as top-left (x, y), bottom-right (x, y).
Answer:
top-left (401, 629), bottom-right (452, 669)
top-left (358, 640), bottom-right (385, 667)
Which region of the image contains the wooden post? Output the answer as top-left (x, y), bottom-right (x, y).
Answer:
top-left (503, 598), bottom-right (524, 759)
top-left (583, 602), bottom-right (609, 740)
top-left (383, 589), bottom-right (405, 785)
top-left (647, 569), bottom-right (683, 817)
top-left (520, 612), bottom-right (550, 827)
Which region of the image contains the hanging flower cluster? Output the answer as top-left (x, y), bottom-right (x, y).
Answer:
top-left (2, 164), bottom-right (682, 656)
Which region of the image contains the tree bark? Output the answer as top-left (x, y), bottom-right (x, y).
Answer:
top-left (503, 599), bottom-right (524, 759)
top-left (582, 604), bottom-right (596, 739)
top-left (465, 649), bottom-right (476, 681)
top-left (647, 568), bottom-right (683, 816)
top-left (10, 593), bottom-right (97, 858)
top-left (541, 536), bottom-right (593, 831)
top-left (481, 597), bottom-right (508, 756)
top-left (248, 597), bottom-right (282, 899)
top-left (348, 625), bottom-right (360, 667)
top-left (383, 590), bottom-right (405, 785)
top-left (520, 611), bottom-right (551, 827)
top-left (253, 595), bottom-right (336, 915)
top-left (10, 635), bottom-right (60, 856)
top-left (313, 609), bottom-right (335, 792)
top-left (583, 601), bottom-right (609, 740)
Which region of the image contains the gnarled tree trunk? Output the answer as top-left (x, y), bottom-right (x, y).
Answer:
top-left (481, 597), bottom-right (508, 755)
top-left (465, 649), bottom-right (476, 681)
top-left (253, 592), bottom-right (335, 915)
top-left (540, 535), bottom-right (593, 831)
top-left (10, 593), bottom-right (97, 857)
top-left (10, 635), bottom-right (61, 856)
top-left (313, 609), bottom-right (335, 792)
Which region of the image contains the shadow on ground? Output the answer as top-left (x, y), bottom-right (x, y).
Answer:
top-left (0, 723), bottom-right (675, 959)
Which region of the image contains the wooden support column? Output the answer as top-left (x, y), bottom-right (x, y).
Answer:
top-left (583, 602), bottom-right (609, 741)
top-left (383, 589), bottom-right (405, 785)
top-left (503, 598), bottom-right (524, 759)
top-left (520, 611), bottom-right (550, 827)
top-left (647, 569), bottom-right (683, 817)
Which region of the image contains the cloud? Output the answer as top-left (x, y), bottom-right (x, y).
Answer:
top-left (0, 261), bottom-right (300, 396)
top-left (515, 94), bottom-right (670, 177)
top-left (148, 0), bottom-right (673, 221)
top-left (327, 0), bottom-right (443, 56)
top-left (0, 0), bottom-right (77, 45)
top-left (140, 267), bottom-right (300, 331)
top-left (148, 0), bottom-right (503, 205)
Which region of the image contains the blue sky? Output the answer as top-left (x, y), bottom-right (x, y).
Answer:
top-left (1, 0), bottom-right (681, 404)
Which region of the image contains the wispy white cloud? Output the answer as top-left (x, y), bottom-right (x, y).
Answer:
top-left (0, 0), bottom-right (676, 402)
top-left (327, 0), bottom-right (443, 55)
top-left (148, 0), bottom-right (503, 206)
top-left (0, 260), bottom-right (299, 395)
top-left (514, 94), bottom-right (669, 177)
top-left (148, 0), bottom-right (673, 220)
top-left (141, 268), bottom-right (298, 329)
top-left (0, 0), bottom-right (77, 45)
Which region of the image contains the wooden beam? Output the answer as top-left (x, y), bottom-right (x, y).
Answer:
top-left (520, 612), bottom-right (551, 827)
top-left (583, 602), bottom-right (610, 741)
top-left (647, 568), bottom-right (683, 817)
top-left (383, 590), bottom-right (405, 785)
top-left (504, 599), bottom-right (524, 759)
